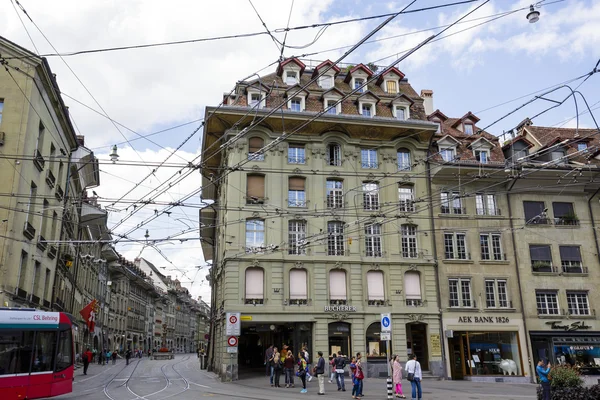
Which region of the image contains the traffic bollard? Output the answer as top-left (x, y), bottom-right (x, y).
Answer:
top-left (387, 376), bottom-right (393, 400)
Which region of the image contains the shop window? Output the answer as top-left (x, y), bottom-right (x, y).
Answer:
top-left (524, 201), bottom-right (548, 224)
top-left (361, 148), bottom-right (378, 169)
top-left (288, 220), bottom-right (307, 255)
top-left (326, 179), bottom-right (343, 208)
top-left (404, 271), bottom-right (422, 306)
top-left (553, 340), bottom-right (600, 374)
top-left (398, 185), bottom-right (414, 212)
top-left (248, 137), bottom-right (265, 161)
top-left (363, 182), bottom-right (379, 210)
top-left (246, 174), bottom-right (265, 204)
top-left (365, 223), bottom-right (382, 257)
top-left (553, 202), bottom-right (578, 225)
top-left (401, 224), bottom-right (417, 258)
top-left (366, 270), bottom-right (384, 304)
top-left (289, 269), bottom-right (308, 305)
top-left (441, 191), bottom-right (464, 214)
top-left (560, 246), bottom-right (583, 273)
top-left (329, 270), bottom-right (347, 304)
top-left (288, 177), bottom-right (306, 207)
top-left (366, 322), bottom-right (391, 360)
top-left (480, 233), bottom-right (503, 261)
top-left (459, 331), bottom-right (522, 376)
top-left (245, 267), bottom-right (264, 304)
top-left (530, 245), bottom-right (554, 272)
top-left (397, 148), bottom-right (411, 171)
top-left (536, 291), bottom-right (559, 315)
top-left (327, 221), bottom-right (344, 256)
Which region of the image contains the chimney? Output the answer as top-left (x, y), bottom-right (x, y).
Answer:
top-left (420, 89), bottom-right (434, 116)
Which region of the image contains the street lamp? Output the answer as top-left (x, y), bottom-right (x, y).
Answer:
top-left (109, 145), bottom-right (119, 163)
top-left (526, 5), bottom-right (540, 23)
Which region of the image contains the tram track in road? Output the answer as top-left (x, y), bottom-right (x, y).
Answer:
top-left (102, 358), bottom-right (143, 400)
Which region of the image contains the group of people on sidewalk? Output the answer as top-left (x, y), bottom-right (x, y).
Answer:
top-left (80, 347), bottom-right (138, 374)
top-left (264, 344), bottom-right (423, 399)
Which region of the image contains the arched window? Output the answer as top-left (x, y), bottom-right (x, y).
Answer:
top-left (248, 137), bottom-right (265, 161)
top-left (404, 271), bottom-right (422, 306)
top-left (329, 269), bottom-right (347, 304)
top-left (397, 148), bottom-right (411, 171)
top-left (326, 143), bottom-right (342, 166)
top-left (366, 322), bottom-right (391, 360)
top-left (367, 270), bottom-right (384, 305)
top-left (289, 269), bottom-right (308, 305)
top-left (245, 267), bottom-right (264, 304)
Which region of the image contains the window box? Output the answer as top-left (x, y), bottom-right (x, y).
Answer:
top-left (531, 262), bottom-right (557, 273)
top-left (554, 213), bottom-right (579, 226)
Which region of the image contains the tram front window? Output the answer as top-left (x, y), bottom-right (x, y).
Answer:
top-left (56, 328), bottom-right (73, 371)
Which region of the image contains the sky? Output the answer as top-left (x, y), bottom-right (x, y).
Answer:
top-left (1, 0), bottom-right (599, 303)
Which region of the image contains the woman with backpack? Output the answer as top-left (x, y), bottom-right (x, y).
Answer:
top-left (297, 352), bottom-right (308, 393)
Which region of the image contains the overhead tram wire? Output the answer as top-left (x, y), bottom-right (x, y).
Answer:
top-left (247, 0), bottom-right (284, 53)
top-left (4, 0), bottom-right (480, 60)
top-left (117, 1), bottom-right (494, 240)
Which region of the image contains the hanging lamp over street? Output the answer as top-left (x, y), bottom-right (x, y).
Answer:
top-left (109, 144), bottom-right (119, 163)
top-left (526, 5), bottom-right (540, 23)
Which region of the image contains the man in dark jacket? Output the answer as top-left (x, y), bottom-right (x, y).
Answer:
top-left (334, 351), bottom-right (346, 391)
top-left (126, 348), bottom-right (132, 365)
top-left (315, 351), bottom-right (326, 395)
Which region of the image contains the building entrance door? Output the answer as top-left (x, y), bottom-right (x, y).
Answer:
top-left (448, 335), bottom-right (464, 379)
top-left (328, 322), bottom-right (351, 357)
top-left (407, 323), bottom-right (429, 370)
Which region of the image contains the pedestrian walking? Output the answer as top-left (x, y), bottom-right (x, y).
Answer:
top-left (536, 360), bottom-right (551, 400)
top-left (297, 352), bottom-right (308, 393)
top-left (284, 350), bottom-right (295, 388)
top-left (392, 355), bottom-right (406, 398)
top-left (126, 348), bottom-right (132, 365)
top-left (405, 354), bottom-right (422, 400)
top-left (83, 348), bottom-right (92, 375)
top-left (315, 351), bottom-right (325, 395)
top-left (328, 353), bottom-right (336, 383)
top-left (302, 345), bottom-right (313, 382)
top-left (265, 345), bottom-right (274, 385)
top-left (273, 347), bottom-right (282, 387)
top-left (97, 349), bottom-right (103, 365)
top-left (351, 354), bottom-right (364, 399)
top-left (356, 353), bottom-right (364, 397)
top-left (105, 349), bottom-right (110, 365)
top-left (112, 350), bottom-right (118, 365)
top-left (334, 351), bottom-right (346, 391)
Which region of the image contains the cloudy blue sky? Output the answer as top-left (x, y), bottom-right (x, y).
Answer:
top-left (2, 0), bottom-right (598, 301)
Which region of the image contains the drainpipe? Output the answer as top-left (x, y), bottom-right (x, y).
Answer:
top-left (586, 178), bottom-right (600, 263)
top-left (506, 178), bottom-right (534, 383)
top-left (425, 131), bottom-right (447, 379)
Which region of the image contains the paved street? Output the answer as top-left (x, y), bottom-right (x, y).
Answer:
top-left (49, 354), bottom-right (538, 400)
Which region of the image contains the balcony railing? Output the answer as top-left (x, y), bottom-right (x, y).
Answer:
top-left (37, 235), bottom-right (48, 252)
top-left (329, 299), bottom-right (347, 305)
top-left (326, 157), bottom-right (342, 166)
top-left (55, 185), bottom-right (64, 201)
top-left (248, 152), bottom-right (265, 161)
top-left (287, 156), bottom-right (306, 164)
top-left (532, 263), bottom-right (558, 273)
top-left (555, 217), bottom-right (579, 226)
top-left (562, 265), bottom-right (588, 274)
top-left (288, 199), bottom-right (307, 207)
top-left (526, 217), bottom-right (551, 225)
top-left (23, 222), bottom-right (36, 240)
top-left (361, 161), bottom-right (379, 169)
top-left (288, 299), bottom-right (308, 305)
top-left (406, 299), bottom-right (426, 307)
top-left (449, 300), bottom-right (477, 308)
top-left (33, 150), bottom-right (45, 172)
top-left (243, 298), bottom-right (264, 305)
top-left (476, 208), bottom-right (501, 216)
top-left (367, 299), bottom-right (386, 306)
top-left (48, 245), bottom-right (58, 259)
top-left (441, 206), bottom-right (466, 215)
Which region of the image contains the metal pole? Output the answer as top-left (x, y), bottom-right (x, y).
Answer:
top-left (229, 353), bottom-right (233, 382)
top-left (386, 339), bottom-right (393, 400)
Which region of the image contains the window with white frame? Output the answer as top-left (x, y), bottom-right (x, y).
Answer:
top-left (578, 142), bottom-right (588, 152)
top-left (354, 78), bottom-right (365, 93)
top-left (439, 147), bottom-right (456, 162)
top-left (286, 71), bottom-right (298, 85)
top-left (288, 144), bottom-right (306, 164)
top-left (363, 182), bottom-right (379, 210)
top-left (249, 92), bottom-right (263, 108)
top-left (536, 291), bottom-right (559, 315)
top-left (566, 291), bottom-right (590, 315)
top-left (480, 233), bottom-right (503, 261)
top-left (289, 269), bottom-right (308, 304)
top-left (325, 99), bottom-right (339, 115)
top-left (433, 119), bottom-right (441, 133)
top-left (485, 279), bottom-right (509, 308)
top-left (475, 150), bottom-right (489, 164)
top-left (361, 148), bottom-right (378, 169)
top-left (464, 123), bottom-right (474, 135)
top-left (449, 278), bottom-right (473, 307)
top-left (245, 219), bottom-right (265, 253)
top-left (327, 143), bottom-right (342, 166)
top-left (401, 224), bottom-right (417, 258)
top-left (444, 232), bottom-right (467, 260)
top-left (386, 80), bottom-right (397, 94)
top-left (290, 97), bottom-right (302, 112)
top-left (476, 193), bottom-right (498, 216)
top-left (365, 223), bottom-right (382, 257)
top-left (398, 184), bottom-right (414, 212)
top-left (560, 246), bottom-right (583, 273)
top-left (395, 106), bottom-right (408, 121)
top-left (404, 272), bottom-right (422, 305)
top-left (367, 270), bottom-right (385, 302)
top-left (318, 75), bottom-right (334, 89)
top-left (248, 137), bottom-right (265, 161)
top-left (288, 177), bottom-right (306, 207)
top-left (441, 191), bottom-right (464, 214)
top-left (397, 149), bottom-right (411, 171)
top-left (329, 270), bottom-right (347, 303)
top-left (327, 221), bottom-right (345, 256)
top-left (362, 103), bottom-right (373, 117)
top-left (245, 267), bottom-right (264, 304)
top-left (326, 179), bottom-right (343, 208)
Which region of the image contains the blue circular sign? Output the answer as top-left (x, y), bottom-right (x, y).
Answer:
top-left (382, 316), bottom-right (390, 327)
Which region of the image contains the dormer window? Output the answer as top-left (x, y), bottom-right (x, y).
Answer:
top-left (433, 119), bottom-right (441, 133)
top-left (551, 150), bottom-right (566, 165)
top-left (250, 93), bottom-right (261, 107)
top-left (286, 71), bottom-right (298, 85)
top-left (248, 91), bottom-right (265, 109)
top-left (354, 78), bottom-right (366, 93)
top-left (395, 106), bottom-right (408, 121)
top-left (318, 75), bottom-right (334, 89)
top-left (440, 148), bottom-right (456, 162)
top-left (291, 98), bottom-right (302, 112)
top-left (362, 104), bottom-right (372, 117)
top-left (325, 99), bottom-right (339, 115)
top-left (578, 143), bottom-right (588, 152)
top-left (464, 123), bottom-right (474, 135)
top-left (386, 80), bottom-right (397, 94)
top-left (475, 150), bottom-right (489, 164)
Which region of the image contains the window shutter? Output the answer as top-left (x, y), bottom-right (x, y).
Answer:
top-left (529, 245), bottom-right (552, 261)
top-left (247, 175), bottom-right (265, 198)
top-left (404, 272), bottom-right (421, 299)
top-left (386, 80), bottom-right (397, 93)
top-left (245, 268), bottom-right (264, 299)
top-left (290, 269), bottom-right (308, 299)
top-left (523, 201), bottom-right (544, 220)
top-left (367, 271), bottom-right (384, 300)
top-left (559, 246), bottom-right (581, 261)
top-left (329, 270), bottom-right (347, 300)
top-left (289, 177), bottom-right (305, 191)
top-left (249, 137), bottom-right (264, 152)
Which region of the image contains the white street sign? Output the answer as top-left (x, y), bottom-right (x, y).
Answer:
top-left (227, 346), bottom-right (238, 353)
top-left (381, 313), bottom-right (392, 333)
top-left (226, 312), bottom-right (241, 336)
top-left (380, 332), bottom-right (391, 341)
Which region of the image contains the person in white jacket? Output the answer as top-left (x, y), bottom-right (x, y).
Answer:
top-left (405, 354), bottom-right (422, 400)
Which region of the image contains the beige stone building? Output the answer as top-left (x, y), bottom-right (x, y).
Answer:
top-left (202, 58), bottom-right (443, 379)
top-left (0, 37), bottom-right (79, 311)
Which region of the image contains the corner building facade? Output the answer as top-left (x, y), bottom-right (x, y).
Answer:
top-left (202, 58), bottom-right (442, 380)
